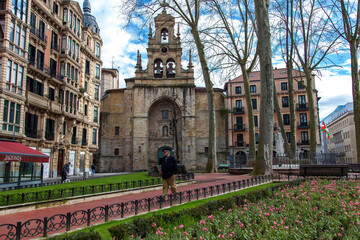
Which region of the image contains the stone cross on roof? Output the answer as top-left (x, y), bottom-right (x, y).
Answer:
top-left (160, 0), bottom-right (169, 12)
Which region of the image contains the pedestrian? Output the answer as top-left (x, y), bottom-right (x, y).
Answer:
top-left (91, 163), bottom-right (96, 175)
top-left (159, 148), bottom-right (178, 199)
top-left (61, 162), bottom-right (71, 183)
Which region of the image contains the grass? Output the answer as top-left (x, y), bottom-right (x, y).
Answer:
top-left (0, 172), bottom-right (159, 196)
top-left (54, 182), bottom-right (277, 240)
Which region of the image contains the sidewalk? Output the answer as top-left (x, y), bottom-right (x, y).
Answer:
top-left (0, 173), bottom-right (257, 239)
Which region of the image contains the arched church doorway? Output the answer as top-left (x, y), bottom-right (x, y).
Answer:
top-left (157, 146), bottom-right (174, 165)
top-left (148, 97), bottom-right (182, 168)
top-left (235, 151), bottom-right (247, 165)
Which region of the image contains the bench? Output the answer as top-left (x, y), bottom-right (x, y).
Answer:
top-left (218, 164), bottom-right (230, 170)
top-left (299, 164), bottom-right (349, 177)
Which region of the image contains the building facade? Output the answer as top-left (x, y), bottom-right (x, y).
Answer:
top-left (0, 0), bottom-right (102, 181)
top-left (98, 10), bottom-right (227, 172)
top-left (225, 68), bottom-right (321, 160)
top-left (322, 102), bottom-right (356, 163)
top-left (101, 68), bottom-right (118, 98)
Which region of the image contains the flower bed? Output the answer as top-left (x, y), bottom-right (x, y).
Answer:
top-left (110, 178), bottom-right (360, 239)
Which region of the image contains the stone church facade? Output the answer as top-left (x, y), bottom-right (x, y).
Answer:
top-left (98, 10), bottom-right (227, 172)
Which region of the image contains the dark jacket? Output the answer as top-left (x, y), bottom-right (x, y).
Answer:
top-left (160, 155), bottom-right (178, 179)
top-left (62, 163), bottom-right (69, 174)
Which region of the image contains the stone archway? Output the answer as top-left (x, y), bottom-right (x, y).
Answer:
top-left (148, 97), bottom-right (182, 169)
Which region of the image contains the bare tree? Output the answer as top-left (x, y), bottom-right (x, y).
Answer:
top-left (323, 0), bottom-right (360, 163)
top-left (252, 0), bottom-right (274, 175)
top-left (285, 0), bottom-right (340, 156)
top-left (203, 0), bottom-right (258, 160)
top-left (122, 0), bottom-right (218, 172)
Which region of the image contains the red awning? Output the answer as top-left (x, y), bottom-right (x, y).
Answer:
top-left (0, 141), bottom-right (49, 163)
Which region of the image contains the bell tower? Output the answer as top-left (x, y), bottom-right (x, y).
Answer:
top-left (134, 8), bottom-right (194, 85)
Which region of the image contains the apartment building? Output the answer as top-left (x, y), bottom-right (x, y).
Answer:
top-left (322, 102), bottom-right (356, 163)
top-left (225, 68), bottom-right (320, 160)
top-left (0, 0), bottom-right (102, 182)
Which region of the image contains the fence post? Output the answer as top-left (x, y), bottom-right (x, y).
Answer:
top-left (66, 212), bottom-right (71, 231)
top-left (105, 205), bottom-right (109, 222)
top-left (246, 179), bottom-right (250, 187)
top-left (188, 190), bottom-right (191, 202)
top-left (135, 200), bottom-right (139, 215)
top-left (121, 203), bottom-right (125, 218)
top-left (43, 217), bottom-right (48, 237)
top-left (72, 188), bottom-right (75, 196)
top-left (196, 189), bottom-right (199, 200)
top-left (210, 186), bottom-right (214, 196)
top-left (179, 192), bottom-right (183, 204)
top-left (16, 222), bottom-right (21, 240)
top-left (203, 188), bottom-right (207, 198)
top-left (147, 198), bottom-right (151, 212)
top-left (222, 184), bottom-right (226, 193)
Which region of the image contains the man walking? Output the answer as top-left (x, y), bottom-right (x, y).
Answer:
top-left (159, 148), bottom-right (178, 199)
top-left (61, 162), bottom-right (71, 183)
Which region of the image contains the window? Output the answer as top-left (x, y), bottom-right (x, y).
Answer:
top-left (30, 13), bottom-right (36, 33)
top-left (85, 60), bottom-right (90, 75)
top-left (281, 82), bottom-right (287, 91)
top-left (2, 100), bottom-right (21, 132)
top-left (36, 49), bottom-right (44, 70)
top-left (301, 131), bottom-right (309, 144)
top-left (235, 100), bottom-right (242, 109)
top-left (286, 132), bottom-right (291, 143)
top-left (235, 86), bottom-right (241, 94)
top-left (82, 128), bottom-right (87, 145)
top-left (48, 87), bottom-right (55, 101)
top-left (66, 63), bottom-right (70, 78)
top-left (95, 42), bottom-right (100, 58)
top-left (71, 126), bottom-right (77, 144)
top-left (50, 58), bottom-right (57, 77)
top-left (93, 106), bottom-right (98, 123)
top-left (298, 95), bottom-right (306, 104)
top-left (84, 81), bottom-right (88, 91)
top-left (94, 85), bottom-right (99, 100)
top-left (205, 147), bottom-right (208, 154)
top-left (255, 133), bottom-right (259, 144)
top-left (254, 115), bottom-right (258, 127)
top-left (6, 60), bottom-right (23, 94)
top-left (298, 81), bottom-right (305, 89)
top-left (282, 96), bottom-right (289, 108)
top-left (51, 31), bottom-right (58, 51)
top-left (114, 148), bottom-right (119, 155)
top-left (45, 118), bottom-right (55, 140)
top-left (84, 104), bottom-right (88, 115)
top-left (53, 2), bottom-right (58, 14)
top-left (251, 98), bottom-right (257, 110)
top-left (115, 126), bottom-right (120, 136)
top-left (95, 64), bottom-right (100, 79)
top-left (236, 134), bottom-right (244, 146)
top-left (162, 110), bottom-right (168, 119)
top-left (250, 85), bottom-right (256, 93)
top-left (300, 113), bottom-right (307, 125)
top-left (62, 8), bottom-right (67, 24)
top-left (62, 122), bottom-right (66, 135)
top-left (27, 77), bottom-right (43, 96)
top-left (11, 0), bottom-right (28, 22)
top-left (11, 23), bottom-right (26, 57)
top-left (283, 114), bottom-right (290, 125)
top-left (92, 129), bottom-right (97, 145)
top-left (25, 112), bottom-right (38, 138)
top-left (38, 19), bottom-right (45, 42)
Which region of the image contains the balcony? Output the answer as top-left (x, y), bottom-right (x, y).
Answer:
top-left (296, 103), bottom-right (309, 111)
top-left (45, 131), bottom-right (55, 141)
top-left (233, 107), bottom-right (245, 114)
top-left (25, 128), bottom-right (41, 139)
top-left (298, 140), bottom-right (310, 145)
top-left (234, 124), bottom-right (246, 131)
top-left (29, 28), bottom-right (47, 44)
top-left (235, 141), bottom-right (246, 147)
top-left (297, 121), bottom-right (310, 129)
top-left (27, 92), bottom-right (48, 109)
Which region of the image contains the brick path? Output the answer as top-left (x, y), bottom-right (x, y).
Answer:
top-left (0, 173), bottom-right (256, 239)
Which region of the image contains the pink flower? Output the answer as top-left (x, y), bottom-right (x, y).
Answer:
top-left (202, 227), bottom-right (208, 232)
top-left (200, 220), bottom-right (206, 225)
top-left (228, 209), bottom-right (232, 212)
top-left (183, 231), bottom-right (188, 236)
top-left (179, 224), bottom-right (184, 229)
top-left (151, 222), bottom-right (156, 228)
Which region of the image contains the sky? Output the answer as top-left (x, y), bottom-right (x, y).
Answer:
top-left (80, 0), bottom-right (354, 121)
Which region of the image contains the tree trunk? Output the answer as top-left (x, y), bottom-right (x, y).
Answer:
top-left (287, 64), bottom-right (297, 158)
top-left (191, 28), bottom-right (217, 172)
top-left (305, 70), bottom-right (317, 157)
top-left (241, 67), bottom-right (256, 160)
top-left (252, 0), bottom-right (273, 176)
top-left (349, 41), bottom-right (360, 163)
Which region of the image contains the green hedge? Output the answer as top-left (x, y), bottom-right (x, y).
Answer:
top-left (48, 229), bottom-right (102, 240)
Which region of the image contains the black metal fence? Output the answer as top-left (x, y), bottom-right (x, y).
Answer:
top-left (230, 153), bottom-right (348, 169)
top-left (0, 175), bottom-right (273, 240)
top-left (0, 174), bottom-right (194, 207)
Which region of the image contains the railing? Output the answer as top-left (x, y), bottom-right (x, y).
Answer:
top-left (233, 124), bottom-right (246, 131)
top-left (229, 153), bottom-right (349, 169)
top-left (298, 140), bottom-right (309, 145)
top-left (25, 129), bottom-right (41, 139)
top-left (235, 141), bottom-right (245, 147)
top-left (233, 107), bottom-right (245, 114)
top-left (0, 175), bottom-right (271, 239)
top-left (0, 174), bottom-right (194, 206)
top-left (296, 103), bottom-right (308, 110)
top-left (30, 28), bottom-right (47, 43)
top-left (297, 121), bottom-right (310, 128)
top-left (45, 131), bottom-right (54, 141)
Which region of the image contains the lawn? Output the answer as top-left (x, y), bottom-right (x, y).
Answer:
top-left (0, 172), bottom-right (159, 196)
